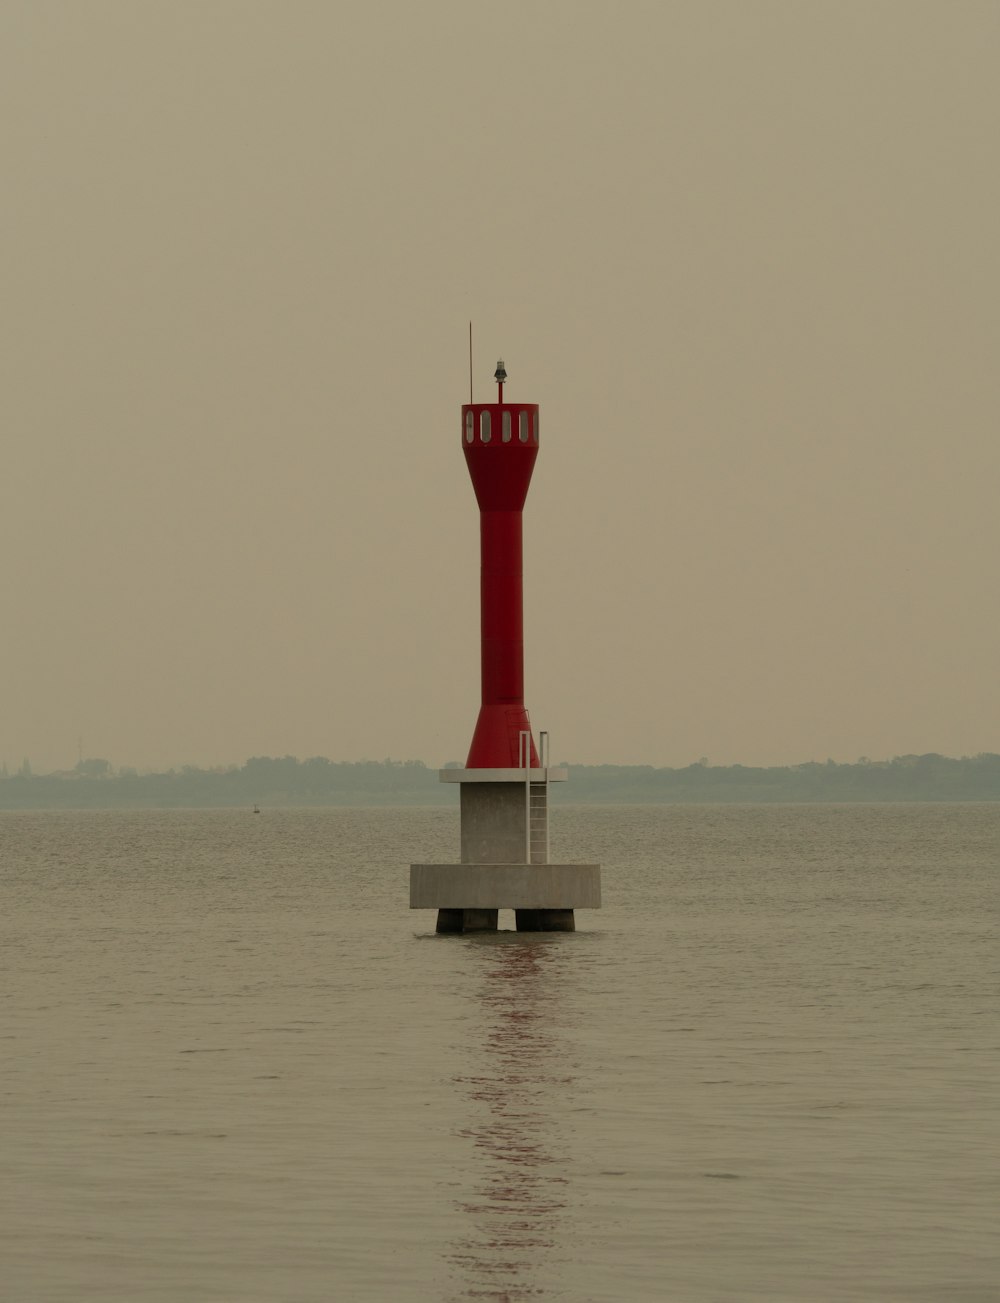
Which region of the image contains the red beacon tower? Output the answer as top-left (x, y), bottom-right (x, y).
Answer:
top-left (463, 359), bottom-right (540, 769)
top-left (410, 355), bottom-right (601, 934)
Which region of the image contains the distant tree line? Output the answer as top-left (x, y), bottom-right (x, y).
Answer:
top-left (553, 753), bottom-right (1000, 803)
top-left (0, 756), bottom-right (442, 809)
top-left (0, 752), bottom-right (998, 809)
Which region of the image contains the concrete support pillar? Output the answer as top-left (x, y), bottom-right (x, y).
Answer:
top-left (515, 908), bottom-right (575, 932)
top-left (436, 908), bottom-right (499, 934)
top-left (461, 783), bottom-right (528, 863)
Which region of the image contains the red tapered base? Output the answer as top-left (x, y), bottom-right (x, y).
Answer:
top-left (466, 704), bottom-right (539, 769)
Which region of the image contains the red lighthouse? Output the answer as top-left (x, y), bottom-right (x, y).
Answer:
top-left (462, 361), bottom-right (540, 769)
top-left (410, 354), bottom-right (600, 934)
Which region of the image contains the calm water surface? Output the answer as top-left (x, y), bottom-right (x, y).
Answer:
top-left (2, 804), bottom-right (997, 1301)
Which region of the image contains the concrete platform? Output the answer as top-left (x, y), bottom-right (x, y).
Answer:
top-left (410, 862), bottom-right (601, 910)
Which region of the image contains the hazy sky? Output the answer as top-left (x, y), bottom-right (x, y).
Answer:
top-left (2, 0), bottom-right (998, 772)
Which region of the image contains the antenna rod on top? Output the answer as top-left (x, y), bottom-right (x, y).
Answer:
top-left (469, 321), bottom-right (473, 403)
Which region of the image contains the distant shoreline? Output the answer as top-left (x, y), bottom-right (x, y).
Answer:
top-left (1, 753), bottom-right (997, 809)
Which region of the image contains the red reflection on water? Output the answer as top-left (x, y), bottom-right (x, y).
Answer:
top-left (448, 938), bottom-right (575, 1302)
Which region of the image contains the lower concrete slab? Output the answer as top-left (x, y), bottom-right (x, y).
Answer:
top-left (411, 863), bottom-right (601, 910)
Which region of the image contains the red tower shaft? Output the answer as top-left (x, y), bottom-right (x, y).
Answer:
top-left (461, 397), bottom-right (541, 768)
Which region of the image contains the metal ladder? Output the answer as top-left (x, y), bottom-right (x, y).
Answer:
top-left (519, 730), bottom-right (550, 865)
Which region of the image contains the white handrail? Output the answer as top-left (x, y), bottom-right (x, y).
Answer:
top-left (519, 730), bottom-right (532, 862)
top-left (539, 731), bottom-right (550, 863)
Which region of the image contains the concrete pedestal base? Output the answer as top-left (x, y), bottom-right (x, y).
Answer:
top-left (411, 767), bottom-right (601, 934)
